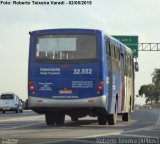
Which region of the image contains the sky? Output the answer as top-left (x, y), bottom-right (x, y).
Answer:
top-left (0, 0), bottom-right (160, 104)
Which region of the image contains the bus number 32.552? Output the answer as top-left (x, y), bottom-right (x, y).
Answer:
top-left (73, 69), bottom-right (92, 75)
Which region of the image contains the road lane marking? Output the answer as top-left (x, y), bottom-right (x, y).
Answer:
top-left (77, 131), bottom-right (122, 139)
top-left (0, 115), bottom-right (44, 130)
top-left (120, 133), bottom-right (159, 138)
top-left (0, 122), bottom-right (44, 130)
top-left (0, 115), bottom-right (43, 122)
top-left (0, 120), bottom-right (70, 130)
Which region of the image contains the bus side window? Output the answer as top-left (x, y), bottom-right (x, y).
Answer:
top-left (105, 41), bottom-right (112, 71)
top-left (116, 47), bottom-right (120, 61)
top-left (105, 41), bottom-right (111, 57)
top-left (109, 43), bottom-right (111, 56)
top-left (125, 52), bottom-right (131, 77)
top-left (125, 53), bottom-right (128, 76)
top-left (115, 47), bottom-right (120, 73)
top-left (114, 46), bottom-right (116, 59)
top-left (129, 55), bottom-right (132, 77)
top-left (111, 44), bottom-right (115, 58)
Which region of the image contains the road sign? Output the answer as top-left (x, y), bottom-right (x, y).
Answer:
top-left (112, 36), bottom-right (139, 57)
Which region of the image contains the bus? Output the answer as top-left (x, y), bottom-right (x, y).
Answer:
top-left (28, 28), bottom-right (138, 125)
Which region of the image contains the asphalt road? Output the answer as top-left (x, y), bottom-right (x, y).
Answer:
top-left (0, 109), bottom-right (160, 144)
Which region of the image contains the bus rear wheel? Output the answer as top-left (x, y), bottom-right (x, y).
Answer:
top-left (98, 113), bottom-right (107, 125)
top-left (122, 100), bottom-right (131, 121)
top-left (45, 113), bottom-right (56, 125)
top-left (55, 114), bottom-right (65, 125)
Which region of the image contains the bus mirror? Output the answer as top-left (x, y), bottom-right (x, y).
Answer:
top-left (135, 62), bottom-right (139, 71)
top-left (29, 31), bottom-right (32, 35)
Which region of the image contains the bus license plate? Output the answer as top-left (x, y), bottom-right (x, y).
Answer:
top-left (59, 89), bottom-right (72, 94)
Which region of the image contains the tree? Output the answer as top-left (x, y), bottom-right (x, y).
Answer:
top-left (154, 90), bottom-right (160, 104)
top-left (139, 84), bottom-right (157, 105)
top-left (152, 68), bottom-right (160, 103)
top-left (138, 68), bottom-right (160, 105)
top-left (152, 68), bottom-right (160, 88)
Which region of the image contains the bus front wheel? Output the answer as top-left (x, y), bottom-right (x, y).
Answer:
top-left (122, 112), bottom-right (130, 121)
top-left (122, 107), bottom-right (131, 121)
top-left (122, 100), bottom-right (131, 121)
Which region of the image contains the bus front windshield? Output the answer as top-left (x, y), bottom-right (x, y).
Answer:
top-left (36, 34), bottom-right (97, 61)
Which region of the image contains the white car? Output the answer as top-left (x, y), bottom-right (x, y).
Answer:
top-left (0, 93), bottom-right (23, 113)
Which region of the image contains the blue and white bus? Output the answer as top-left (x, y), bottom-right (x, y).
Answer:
top-left (28, 28), bottom-right (138, 125)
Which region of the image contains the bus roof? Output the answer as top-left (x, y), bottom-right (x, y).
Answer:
top-left (30, 28), bottom-right (102, 35)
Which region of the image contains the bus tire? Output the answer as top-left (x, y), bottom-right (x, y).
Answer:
top-left (45, 113), bottom-right (56, 125)
top-left (71, 117), bottom-right (78, 122)
top-left (122, 107), bottom-right (131, 121)
top-left (108, 103), bottom-right (117, 125)
top-left (108, 113), bottom-right (117, 125)
top-left (122, 112), bottom-right (130, 121)
top-left (98, 113), bottom-right (107, 125)
top-left (2, 110), bottom-right (5, 114)
top-left (122, 99), bottom-right (131, 121)
top-left (55, 114), bottom-right (65, 125)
